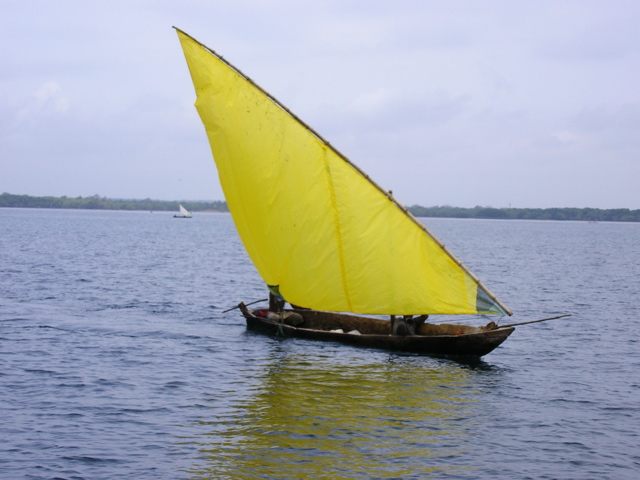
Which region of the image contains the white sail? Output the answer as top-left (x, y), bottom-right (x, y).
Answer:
top-left (175, 204), bottom-right (192, 218)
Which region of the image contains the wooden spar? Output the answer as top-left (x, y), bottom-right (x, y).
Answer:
top-left (174, 27), bottom-right (512, 317)
top-left (222, 298), bottom-right (268, 313)
top-left (499, 314), bottom-right (571, 328)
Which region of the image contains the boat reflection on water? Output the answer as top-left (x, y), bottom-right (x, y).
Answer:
top-left (191, 347), bottom-right (496, 478)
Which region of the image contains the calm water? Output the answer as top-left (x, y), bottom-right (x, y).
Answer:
top-left (1, 208), bottom-right (639, 479)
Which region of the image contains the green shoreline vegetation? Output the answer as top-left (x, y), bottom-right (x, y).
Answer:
top-left (2, 192), bottom-right (639, 222)
top-left (0, 193), bottom-right (228, 213)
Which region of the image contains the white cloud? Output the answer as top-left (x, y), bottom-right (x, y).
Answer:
top-left (346, 88), bottom-right (395, 115)
top-left (552, 131), bottom-right (585, 145)
top-left (15, 81), bottom-right (69, 126)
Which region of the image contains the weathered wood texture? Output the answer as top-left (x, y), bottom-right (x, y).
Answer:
top-left (239, 304), bottom-right (514, 357)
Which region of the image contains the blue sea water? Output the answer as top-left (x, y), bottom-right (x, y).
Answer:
top-left (1, 208), bottom-right (639, 479)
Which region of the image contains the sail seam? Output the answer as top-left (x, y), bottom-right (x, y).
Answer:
top-left (322, 149), bottom-right (353, 312)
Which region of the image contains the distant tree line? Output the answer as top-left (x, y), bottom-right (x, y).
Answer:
top-left (2, 193), bottom-right (639, 222)
top-left (0, 193), bottom-right (228, 213)
top-left (406, 205), bottom-right (640, 222)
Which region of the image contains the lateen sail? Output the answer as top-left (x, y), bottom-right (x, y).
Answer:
top-left (178, 204), bottom-right (191, 217)
top-left (176, 29), bottom-right (511, 317)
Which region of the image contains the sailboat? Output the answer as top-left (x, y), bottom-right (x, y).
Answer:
top-left (176, 28), bottom-right (517, 357)
top-left (174, 204), bottom-right (192, 218)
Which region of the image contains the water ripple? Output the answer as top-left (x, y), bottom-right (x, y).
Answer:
top-left (1, 210), bottom-right (639, 479)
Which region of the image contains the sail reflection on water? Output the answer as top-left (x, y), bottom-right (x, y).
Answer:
top-left (191, 351), bottom-right (488, 478)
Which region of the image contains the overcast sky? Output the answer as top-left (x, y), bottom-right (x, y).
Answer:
top-left (2, 1), bottom-right (639, 209)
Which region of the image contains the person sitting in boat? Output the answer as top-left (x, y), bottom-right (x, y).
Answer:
top-left (268, 292), bottom-right (285, 313)
top-left (268, 285), bottom-right (286, 313)
top-left (266, 287), bottom-right (304, 326)
top-left (391, 314), bottom-right (429, 335)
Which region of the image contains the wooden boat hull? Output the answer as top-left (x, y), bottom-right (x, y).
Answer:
top-left (240, 305), bottom-right (514, 358)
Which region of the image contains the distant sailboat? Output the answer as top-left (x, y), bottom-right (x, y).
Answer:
top-left (175, 28), bottom-right (523, 357)
top-left (174, 204), bottom-right (192, 218)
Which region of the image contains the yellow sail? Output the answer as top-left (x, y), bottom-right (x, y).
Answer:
top-left (176, 29), bottom-right (511, 316)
